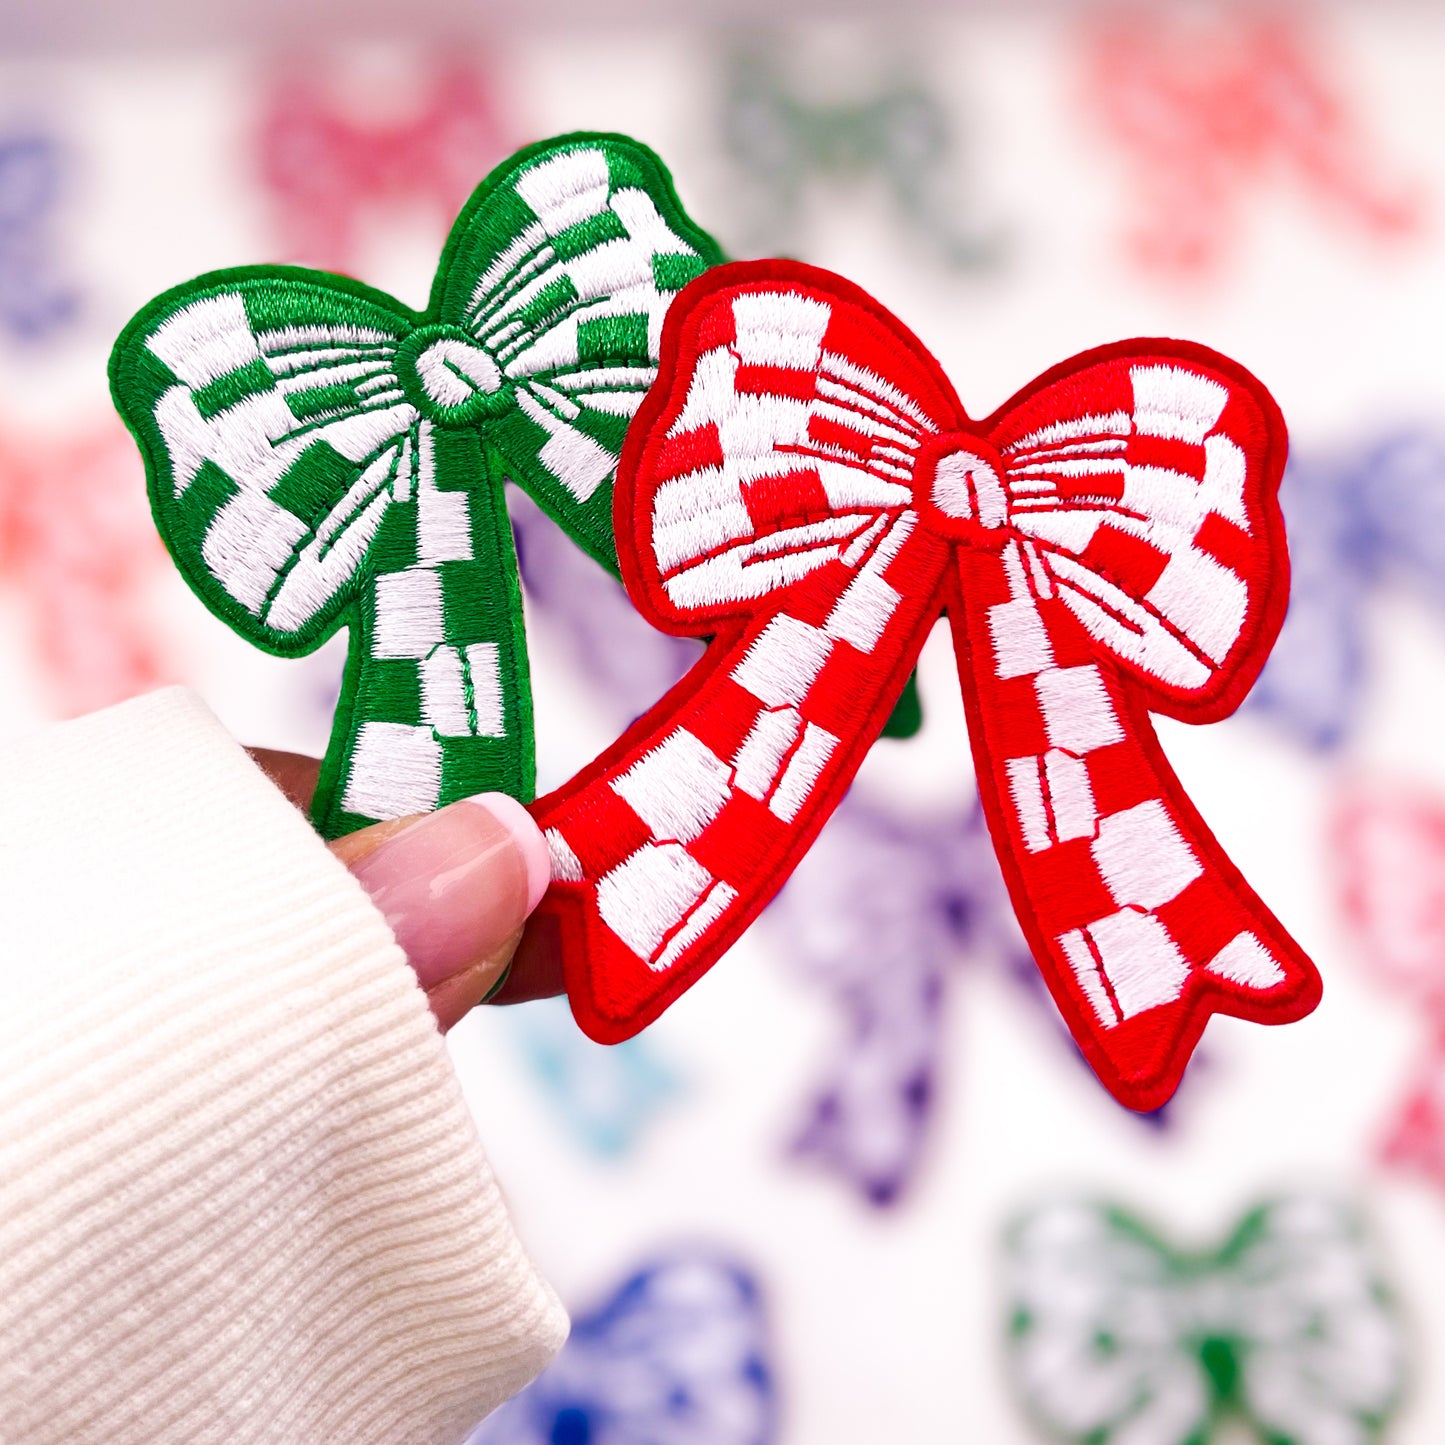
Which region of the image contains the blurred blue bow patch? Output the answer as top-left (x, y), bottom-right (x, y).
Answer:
top-left (469, 1253), bottom-right (777, 1445)
top-left (1248, 434), bottom-right (1445, 751)
top-left (0, 131), bottom-right (79, 343)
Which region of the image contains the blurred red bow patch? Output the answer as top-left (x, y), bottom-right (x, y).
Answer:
top-left (527, 259), bottom-right (1319, 1111)
top-left (1338, 791), bottom-right (1445, 1190)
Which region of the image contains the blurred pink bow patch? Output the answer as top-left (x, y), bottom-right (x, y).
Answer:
top-left (1080, 12), bottom-right (1422, 275)
top-left (255, 58), bottom-right (510, 271)
top-left (0, 420), bottom-right (176, 717)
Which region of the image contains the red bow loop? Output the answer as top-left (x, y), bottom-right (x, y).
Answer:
top-left (985, 352), bottom-right (1284, 716)
top-left (617, 280), bottom-right (962, 636)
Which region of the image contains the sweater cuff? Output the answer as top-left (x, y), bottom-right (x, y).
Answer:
top-left (0, 688), bottom-right (566, 1445)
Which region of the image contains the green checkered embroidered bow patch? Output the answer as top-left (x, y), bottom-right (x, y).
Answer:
top-left (1005, 1196), bottom-right (1405, 1445)
top-left (110, 134), bottom-right (722, 837)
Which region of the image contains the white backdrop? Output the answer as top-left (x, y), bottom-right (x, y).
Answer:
top-left (1, 12), bottom-right (1443, 1441)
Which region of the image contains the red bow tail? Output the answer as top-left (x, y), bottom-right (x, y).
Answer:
top-left (949, 539), bottom-right (1316, 1105)
top-left (533, 514), bottom-right (951, 1040)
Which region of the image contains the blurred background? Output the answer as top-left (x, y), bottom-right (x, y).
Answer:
top-left (3, 3), bottom-right (1445, 1440)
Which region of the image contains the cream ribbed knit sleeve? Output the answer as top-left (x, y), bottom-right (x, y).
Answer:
top-left (0, 689), bottom-right (567, 1445)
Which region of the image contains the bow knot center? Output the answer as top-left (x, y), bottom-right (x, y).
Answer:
top-left (916, 432), bottom-right (1009, 544)
top-left (396, 323), bottom-right (513, 427)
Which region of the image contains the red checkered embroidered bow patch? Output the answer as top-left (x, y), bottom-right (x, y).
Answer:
top-left (527, 259), bottom-right (1319, 1110)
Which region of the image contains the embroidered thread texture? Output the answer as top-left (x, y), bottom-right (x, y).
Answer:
top-left (721, 49), bottom-right (1001, 268)
top-left (1337, 790), bottom-right (1445, 1194)
top-left (1248, 434), bottom-right (1445, 752)
top-left (771, 792), bottom-right (1188, 1209)
top-left (0, 131), bottom-right (79, 342)
top-left (256, 62), bottom-right (509, 271)
top-left (1081, 13), bottom-right (1420, 274)
top-left (469, 1254), bottom-right (776, 1445)
top-left (0, 421), bottom-right (173, 715)
top-left (111, 134), bottom-right (722, 837)
top-left (527, 259), bottom-right (1318, 1111)
top-left (1006, 1196), bottom-right (1405, 1444)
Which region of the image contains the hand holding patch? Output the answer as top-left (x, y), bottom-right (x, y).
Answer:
top-left (531, 259), bottom-right (1318, 1110)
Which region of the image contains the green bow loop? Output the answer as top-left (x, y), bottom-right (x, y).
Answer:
top-left (1005, 1198), bottom-right (1405, 1445)
top-left (111, 134), bottom-right (723, 837)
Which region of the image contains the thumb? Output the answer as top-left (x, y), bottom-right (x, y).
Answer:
top-left (330, 794), bottom-right (551, 1032)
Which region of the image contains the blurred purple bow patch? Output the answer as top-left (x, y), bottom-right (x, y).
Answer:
top-left (770, 796), bottom-right (1019, 1208)
top-left (511, 488), bottom-right (703, 720)
top-left (770, 792), bottom-right (1190, 1209)
top-left (469, 1253), bottom-right (777, 1445)
top-left (0, 132), bottom-right (79, 342)
top-left (1248, 436), bottom-right (1445, 751)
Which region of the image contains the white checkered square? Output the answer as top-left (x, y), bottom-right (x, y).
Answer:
top-left (419, 642), bottom-right (505, 738)
top-left (734, 708), bottom-right (803, 801)
top-left (514, 148), bottom-right (610, 235)
top-left (596, 842), bottom-right (716, 964)
top-left (612, 729), bottom-right (734, 844)
top-left (1130, 363), bottom-right (1228, 444)
top-left (1034, 665), bottom-right (1125, 754)
top-left (824, 560), bottom-right (904, 654)
top-left (149, 292), bottom-right (262, 388)
top-left (203, 489), bottom-right (309, 616)
top-left (1007, 749), bottom-right (1098, 853)
top-left (1145, 545), bottom-right (1247, 665)
top-left (733, 614), bottom-right (834, 707)
top-left (654, 880), bottom-right (740, 971)
top-left (342, 721), bottom-right (442, 819)
top-left (769, 722), bottom-right (839, 823)
top-left (989, 598), bottom-right (1056, 679)
top-left (1208, 931), bottom-right (1286, 989)
top-left (1092, 799), bottom-right (1202, 911)
top-left (731, 291), bottom-right (830, 369)
top-left (417, 477), bottom-right (473, 564)
top-left (1061, 910), bottom-right (1192, 1027)
top-left (372, 567), bottom-right (444, 660)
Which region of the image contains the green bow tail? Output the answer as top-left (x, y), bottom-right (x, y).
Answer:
top-left (111, 134), bottom-right (724, 837)
top-left (1004, 1196), bottom-right (1405, 1445)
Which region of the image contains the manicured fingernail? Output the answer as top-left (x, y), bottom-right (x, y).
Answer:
top-left (461, 792), bottom-right (551, 913)
top-left (349, 793), bottom-right (551, 992)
